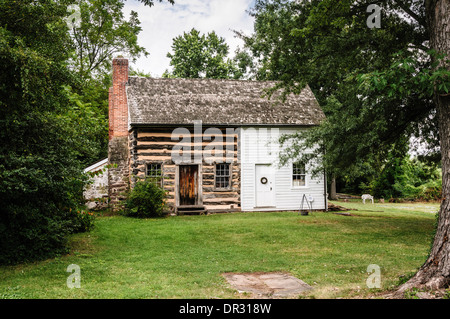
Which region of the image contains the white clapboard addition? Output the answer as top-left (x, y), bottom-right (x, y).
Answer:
top-left (240, 127), bottom-right (327, 211)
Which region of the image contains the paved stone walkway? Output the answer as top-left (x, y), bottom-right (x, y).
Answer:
top-left (223, 272), bottom-right (312, 298)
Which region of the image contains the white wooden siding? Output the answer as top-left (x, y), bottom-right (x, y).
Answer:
top-left (83, 158), bottom-right (109, 209)
top-left (240, 127), bottom-right (327, 211)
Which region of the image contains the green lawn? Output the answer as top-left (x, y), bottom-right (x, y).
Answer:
top-left (0, 201), bottom-right (439, 299)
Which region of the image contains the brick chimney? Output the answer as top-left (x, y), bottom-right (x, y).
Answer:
top-left (109, 57), bottom-right (129, 139)
top-left (108, 57), bottom-right (130, 210)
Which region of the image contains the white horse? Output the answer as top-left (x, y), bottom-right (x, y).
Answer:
top-left (362, 194), bottom-right (374, 204)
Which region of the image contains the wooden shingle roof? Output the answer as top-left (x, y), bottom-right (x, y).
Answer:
top-left (126, 77), bottom-right (325, 126)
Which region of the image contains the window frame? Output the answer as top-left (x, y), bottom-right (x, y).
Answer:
top-left (291, 161), bottom-right (307, 188)
top-left (146, 162), bottom-right (164, 187)
top-left (214, 163), bottom-right (232, 191)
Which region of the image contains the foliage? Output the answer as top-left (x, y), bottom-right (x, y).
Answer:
top-left (62, 85), bottom-right (109, 166)
top-left (69, 210), bottom-right (96, 233)
top-left (123, 179), bottom-right (168, 218)
top-left (68, 0), bottom-right (148, 81)
top-left (138, 0), bottom-right (174, 6)
top-left (231, 47), bottom-right (254, 80)
top-left (240, 0), bottom-right (441, 185)
top-left (391, 158), bottom-right (442, 201)
top-left (356, 49), bottom-right (449, 152)
top-left (65, 0), bottom-right (167, 166)
top-left (129, 67), bottom-right (152, 77)
top-left (0, 0), bottom-right (92, 265)
top-left (164, 28), bottom-right (249, 79)
top-left (361, 155), bottom-right (442, 201)
top-left (0, 0), bottom-right (171, 265)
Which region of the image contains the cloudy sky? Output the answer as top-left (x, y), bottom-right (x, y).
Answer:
top-left (122, 0), bottom-right (256, 77)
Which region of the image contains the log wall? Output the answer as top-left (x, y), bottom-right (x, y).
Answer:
top-left (130, 126), bottom-right (241, 213)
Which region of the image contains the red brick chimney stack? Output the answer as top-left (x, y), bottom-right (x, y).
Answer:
top-left (108, 56), bottom-right (130, 210)
top-left (109, 57), bottom-right (129, 139)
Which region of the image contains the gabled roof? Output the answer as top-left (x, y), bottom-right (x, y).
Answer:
top-left (84, 158), bottom-right (108, 173)
top-left (126, 77), bottom-right (325, 126)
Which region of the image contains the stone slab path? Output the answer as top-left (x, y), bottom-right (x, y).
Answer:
top-left (223, 272), bottom-right (313, 298)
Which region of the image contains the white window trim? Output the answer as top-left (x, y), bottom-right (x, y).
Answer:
top-left (291, 161), bottom-right (308, 189)
top-left (214, 162), bottom-right (233, 191)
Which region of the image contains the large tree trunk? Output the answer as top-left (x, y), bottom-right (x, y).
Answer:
top-left (330, 175), bottom-right (337, 200)
top-left (397, 0), bottom-right (450, 294)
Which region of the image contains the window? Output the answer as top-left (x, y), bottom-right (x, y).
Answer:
top-left (146, 163), bottom-right (163, 186)
top-left (215, 163), bottom-right (231, 189)
top-left (292, 162), bottom-right (306, 187)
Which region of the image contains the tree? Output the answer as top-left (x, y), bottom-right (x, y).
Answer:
top-left (351, 0), bottom-right (450, 292)
top-left (239, 0), bottom-right (434, 189)
top-left (165, 28), bottom-right (248, 79)
top-left (138, 0), bottom-right (173, 6)
top-left (0, 0), bottom-right (88, 264)
top-left (67, 0), bottom-right (175, 79)
top-left (397, 0), bottom-right (450, 293)
top-left (66, 0), bottom-right (160, 165)
top-left (63, 85), bottom-right (109, 165)
top-left (240, 0), bottom-right (450, 292)
top-left (68, 0), bottom-right (148, 81)
top-left (0, 0), bottom-right (174, 265)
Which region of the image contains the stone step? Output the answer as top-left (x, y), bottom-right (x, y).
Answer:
top-left (177, 205), bottom-right (205, 210)
top-left (178, 209), bottom-right (207, 216)
top-left (177, 205), bottom-right (207, 216)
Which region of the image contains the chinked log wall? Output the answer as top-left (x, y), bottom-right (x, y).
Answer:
top-left (129, 127), bottom-right (241, 213)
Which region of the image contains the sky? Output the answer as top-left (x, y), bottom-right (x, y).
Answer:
top-left (122, 0), bottom-right (256, 77)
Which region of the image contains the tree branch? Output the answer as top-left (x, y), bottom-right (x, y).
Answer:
top-left (394, 0), bottom-right (427, 29)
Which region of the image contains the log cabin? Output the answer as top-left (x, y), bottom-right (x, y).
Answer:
top-left (101, 57), bottom-right (327, 214)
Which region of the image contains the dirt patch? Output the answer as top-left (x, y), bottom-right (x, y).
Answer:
top-left (328, 203), bottom-right (355, 211)
top-left (222, 272), bottom-right (313, 298)
top-left (333, 212), bottom-right (354, 216)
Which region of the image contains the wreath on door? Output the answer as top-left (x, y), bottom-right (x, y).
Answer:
top-left (260, 177), bottom-right (268, 184)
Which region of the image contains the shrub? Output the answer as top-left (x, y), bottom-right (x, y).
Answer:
top-left (70, 210), bottom-right (96, 233)
top-left (123, 178), bottom-right (168, 218)
top-left (0, 204), bottom-right (69, 265)
top-left (0, 1), bottom-right (98, 265)
top-left (361, 156), bottom-right (442, 201)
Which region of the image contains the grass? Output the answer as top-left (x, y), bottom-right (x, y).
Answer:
top-left (0, 201), bottom-right (439, 299)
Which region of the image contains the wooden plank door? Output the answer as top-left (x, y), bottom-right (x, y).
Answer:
top-left (179, 165), bottom-right (199, 206)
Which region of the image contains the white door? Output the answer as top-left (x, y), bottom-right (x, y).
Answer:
top-left (255, 164), bottom-right (275, 207)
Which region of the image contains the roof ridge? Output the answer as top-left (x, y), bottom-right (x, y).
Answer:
top-left (128, 76), bottom-right (280, 84)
